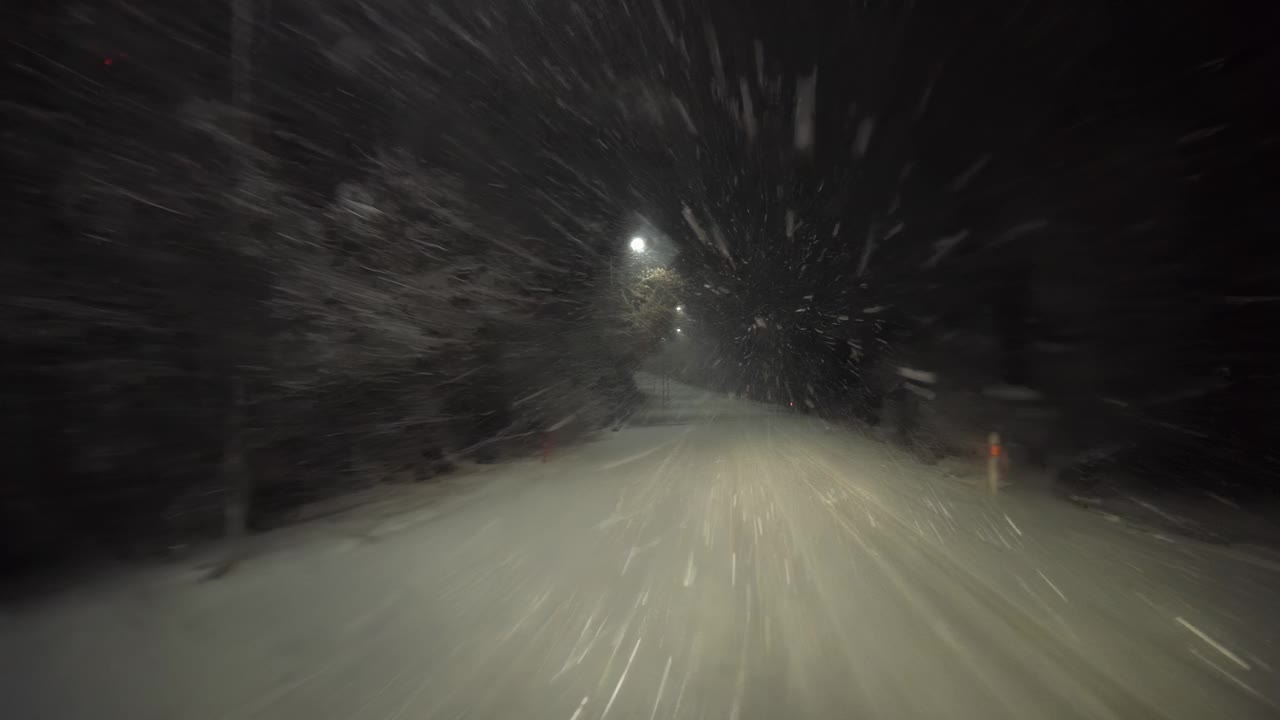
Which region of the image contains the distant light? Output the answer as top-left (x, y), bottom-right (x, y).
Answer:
top-left (629, 236), bottom-right (646, 252)
top-left (675, 328), bottom-right (682, 333)
top-left (676, 304), bottom-right (684, 313)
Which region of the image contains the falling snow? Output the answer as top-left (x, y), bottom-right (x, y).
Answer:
top-left (5, 1), bottom-right (1280, 719)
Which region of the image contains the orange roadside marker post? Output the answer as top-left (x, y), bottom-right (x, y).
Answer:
top-left (987, 432), bottom-right (1002, 494)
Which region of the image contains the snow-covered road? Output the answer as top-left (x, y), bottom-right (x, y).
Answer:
top-left (4, 376), bottom-right (1279, 719)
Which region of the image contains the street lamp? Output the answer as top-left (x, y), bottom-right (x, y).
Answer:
top-left (675, 304), bottom-right (684, 313)
top-left (629, 236), bottom-right (646, 253)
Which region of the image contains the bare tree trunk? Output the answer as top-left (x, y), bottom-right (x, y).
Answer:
top-left (661, 352), bottom-right (670, 406)
top-left (996, 267), bottom-right (1031, 386)
top-left (231, 0), bottom-right (254, 175)
top-left (209, 378), bottom-right (250, 579)
top-left (209, 0), bottom-right (255, 579)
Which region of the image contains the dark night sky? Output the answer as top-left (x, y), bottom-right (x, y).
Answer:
top-left (664, 0), bottom-right (1280, 367)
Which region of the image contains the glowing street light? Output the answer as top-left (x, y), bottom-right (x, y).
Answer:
top-left (675, 304), bottom-right (685, 313)
top-left (675, 327), bottom-right (683, 333)
top-left (629, 236), bottom-right (647, 252)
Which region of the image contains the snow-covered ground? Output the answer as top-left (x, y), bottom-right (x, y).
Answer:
top-left (3, 376), bottom-right (1279, 719)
